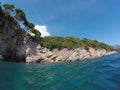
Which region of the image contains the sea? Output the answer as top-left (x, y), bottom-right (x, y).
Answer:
top-left (0, 53), bottom-right (120, 90)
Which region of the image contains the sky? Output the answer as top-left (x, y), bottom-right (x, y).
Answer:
top-left (1, 0), bottom-right (120, 45)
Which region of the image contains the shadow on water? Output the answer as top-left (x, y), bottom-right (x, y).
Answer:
top-left (0, 53), bottom-right (120, 90)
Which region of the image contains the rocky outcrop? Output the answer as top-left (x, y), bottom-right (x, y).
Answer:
top-left (0, 11), bottom-right (117, 63)
top-left (0, 11), bottom-right (35, 62)
top-left (25, 46), bottom-right (116, 63)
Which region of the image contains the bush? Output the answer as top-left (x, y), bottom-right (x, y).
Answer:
top-left (41, 36), bottom-right (114, 51)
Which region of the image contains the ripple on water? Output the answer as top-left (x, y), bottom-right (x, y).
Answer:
top-left (0, 53), bottom-right (120, 90)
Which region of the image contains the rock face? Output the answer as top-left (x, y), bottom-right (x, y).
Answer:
top-left (0, 12), bottom-right (25, 62)
top-left (0, 11), bottom-right (117, 63)
top-left (25, 46), bottom-right (116, 63)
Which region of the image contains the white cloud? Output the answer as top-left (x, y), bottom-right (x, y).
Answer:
top-left (35, 25), bottom-right (50, 37)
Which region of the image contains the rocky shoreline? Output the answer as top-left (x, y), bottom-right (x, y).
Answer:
top-left (0, 9), bottom-right (117, 63)
top-left (25, 43), bottom-right (116, 63)
top-left (0, 34), bottom-right (117, 63)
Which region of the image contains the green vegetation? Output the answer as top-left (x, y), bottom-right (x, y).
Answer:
top-left (0, 3), bottom-right (41, 40)
top-left (15, 8), bottom-right (26, 22)
top-left (41, 36), bottom-right (114, 51)
top-left (31, 28), bottom-right (41, 41)
top-left (0, 2), bottom-right (114, 51)
top-left (3, 4), bottom-right (15, 12)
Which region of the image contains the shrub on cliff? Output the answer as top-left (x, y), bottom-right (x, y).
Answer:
top-left (41, 36), bottom-right (114, 51)
top-left (3, 4), bottom-right (15, 12)
top-left (0, 3), bottom-right (41, 40)
top-left (0, 2), bottom-right (114, 51)
top-left (31, 28), bottom-right (41, 41)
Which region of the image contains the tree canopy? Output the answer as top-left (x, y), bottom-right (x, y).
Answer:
top-left (3, 4), bottom-right (15, 12)
top-left (41, 36), bottom-right (114, 51)
top-left (0, 3), bottom-right (114, 51)
top-left (0, 3), bottom-right (41, 40)
top-left (15, 8), bottom-right (26, 22)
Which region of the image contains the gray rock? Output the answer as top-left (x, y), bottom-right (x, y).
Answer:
top-left (0, 12), bottom-right (117, 63)
top-left (0, 55), bottom-right (4, 60)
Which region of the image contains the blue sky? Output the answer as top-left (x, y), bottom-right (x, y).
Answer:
top-left (1, 0), bottom-right (120, 45)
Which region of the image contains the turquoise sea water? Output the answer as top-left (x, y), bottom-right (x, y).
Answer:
top-left (0, 53), bottom-right (120, 90)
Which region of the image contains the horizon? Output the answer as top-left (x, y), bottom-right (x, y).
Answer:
top-left (1, 0), bottom-right (120, 45)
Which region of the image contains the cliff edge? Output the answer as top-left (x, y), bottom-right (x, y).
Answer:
top-left (0, 5), bottom-right (117, 63)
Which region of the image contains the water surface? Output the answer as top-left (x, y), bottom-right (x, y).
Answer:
top-left (0, 53), bottom-right (120, 90)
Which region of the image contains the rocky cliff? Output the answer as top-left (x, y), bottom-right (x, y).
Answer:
top-left (26, 46), bottom-right (116, 63)
top-left (0, 11), bottom-right (24, 62)
top-left (0, 10), bottom-right (117, 63)
top-left (0, 11), bottom-right (37, 62)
